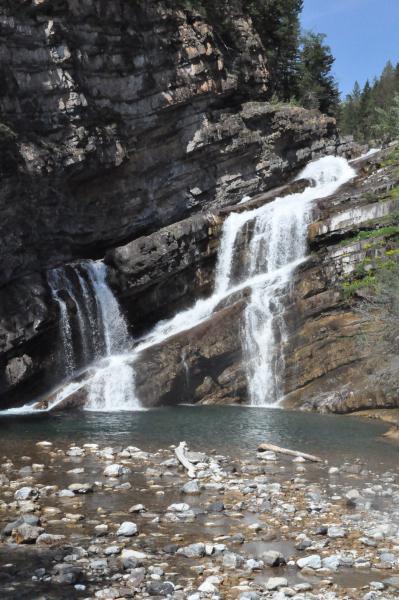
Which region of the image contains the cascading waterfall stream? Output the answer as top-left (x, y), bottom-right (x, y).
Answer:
top-left (128, 155), bottom-right (356, 406)
top-left (47, 269), bottom-right (77, 377)
top-left (238, 156), bottom-right (356, 405)
top-left (80, 262), bottom-right (139, 412)
top-left (49, 261), bottom-right (139, 412)
top-left (3, 260), bottom-right (139, 414)
top-left (0, 155), bottom-right (356, 415)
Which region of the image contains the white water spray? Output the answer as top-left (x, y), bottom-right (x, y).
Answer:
top-left (240, 156), bottom-right (356, 405)
top-left (77, 262), bottom-right (139, 412)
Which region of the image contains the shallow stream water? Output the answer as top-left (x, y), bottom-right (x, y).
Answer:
top-left (0, 407), bottom-right (398, 599)
top-left (1, 406), bottom-right (395, 469)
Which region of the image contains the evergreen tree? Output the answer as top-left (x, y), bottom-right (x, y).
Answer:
top-left (296, 32), bottom-right (339, 116)
top-left (339, 61), bottom-right (399, 143)
top-left (374, 61), bottom-right (396, 109)
top-left (358, 80), bottom-right (373, 140)
top-left (373, 93), bottom-right (399, 142)
top-left (244, 0), bottom-right (303, 101)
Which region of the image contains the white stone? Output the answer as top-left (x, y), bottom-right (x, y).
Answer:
top-left (327, 526), bottom-right (347, 538)
top-left (167, 502), bottom-right (190, 512)
top-left (116, 521), bottom-right (138, 536)
top-left (121, 548), bottom-right (147, 560)
top-left (198, 580), bottom-right (217, 593)
top-left (105, 545), bottom-right (121, 555)
top-left (296, 554), bottom-right (321, 569)
top-left (322, 555), bottom-right (340, 570)
top-left (103, 464), bottom-right (124, 477)
top-left (14, 487), bottom-right (38, 501)
top-left (67, 447), bottom-right (84, 457)
top-left (266, 577), bottom-right (288, 590)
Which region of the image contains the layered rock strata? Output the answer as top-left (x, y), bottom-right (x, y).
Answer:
top-left (113, 148), bottom-right (399, 412)
top-left (284, 148), bottom-right (399, 412)
top-left (0, 0), bottom-right (349, 406)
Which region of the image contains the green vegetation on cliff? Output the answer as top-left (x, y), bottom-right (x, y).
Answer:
top-left (340, 61), bottom-right (399, 143)
top-left (173, 0), bottom-right (339, 115)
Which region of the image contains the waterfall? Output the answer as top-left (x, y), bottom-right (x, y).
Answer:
top-left (2, 155), bottom-right (356, 416)
top-left (82, 262), bottom-right (130, 355)
top-left (47, 261), bottom-right (138, 412)
top-left (231, 156), bottom-right (356, 405)
top-left (47, 267), bottom-right (88, 375)
top-left (81, 263), bottom-right (138, 411)
top-left (128, 155), bottom-right (356, 406)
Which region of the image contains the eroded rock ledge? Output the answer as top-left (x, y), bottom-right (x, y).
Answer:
top-left (284, 148), bottom-right (399, 413)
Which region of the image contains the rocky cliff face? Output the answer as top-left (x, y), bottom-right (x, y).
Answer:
top-left (0, 0), bottom-right (356, 407)
top-left (283, 148), bottom-right (399, 413)
top-left (104, 148), bottom-right (399, 414)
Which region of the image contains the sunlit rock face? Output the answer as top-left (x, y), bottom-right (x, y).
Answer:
top-left (0, 0), bottom-right (355, 408)
top-left (283, 150), bottom-right (399, 413)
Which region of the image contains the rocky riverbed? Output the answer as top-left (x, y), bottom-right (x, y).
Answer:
top-left (1, 434), bottom-right (399, 600)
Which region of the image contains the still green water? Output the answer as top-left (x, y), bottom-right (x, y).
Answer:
top-left (0, 406), bottom-right (396, 470)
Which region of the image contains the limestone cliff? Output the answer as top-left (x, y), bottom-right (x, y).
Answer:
top-left (284, 147), bottom-right (399, 413)
top-left (105, 148), bottom-right (399, 413)
top-left (0, 0), bottom-right (353, 407)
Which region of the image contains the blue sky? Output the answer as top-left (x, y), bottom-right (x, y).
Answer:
top-left (301, 0), bottom-right (399, 97)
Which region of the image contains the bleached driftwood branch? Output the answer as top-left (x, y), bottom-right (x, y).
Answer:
top-left (258, 442), bottom-right (322, 463)
top-left (175, 441), bottom-right (196, 478)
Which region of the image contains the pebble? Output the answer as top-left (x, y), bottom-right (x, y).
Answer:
top-left (129, 503), bottom-right (146, 513)
top-left (327, 526), bottom-right (347, 538)
top-left (103, 464), bottom-right (125, 477)
top-left (177, 543), bottom-right (206, 558)
top-left (167, 502), bottom-right (190, 512)
top-left (14, 486), bottom-right (38, 501)
top-left (58, 489), bottom-right (75, 497)
top-left (182, 481), bottom-right (201, 495)
top-left (116, 521), bottom-right (138, 536)
top-left (262, 550), bottom-right (286, 567)
top-left (198, 579), bottom-right (218, 593)
top-left (266, 577), bottom-right (288, 590)
top-left (12, 523), bottom-right (44, 543)
top-left (296, 554), bottom-right (322, 569)
top-left (68, 482), bottom-right (93, 494)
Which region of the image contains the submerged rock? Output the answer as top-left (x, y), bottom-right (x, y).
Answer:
top-left (12, 523), bottom-right (44, 544)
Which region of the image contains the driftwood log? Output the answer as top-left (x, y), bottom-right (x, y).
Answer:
top-left (175, 441), bottom-right (196, 478)
top-left (258, 442), bottom-right (322, 463)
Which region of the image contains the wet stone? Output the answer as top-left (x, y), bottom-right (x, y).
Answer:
top-left (266, 577), bottom-right (288, 590)
top-left (68, 482), bottom-right (93, 494)
top-left (14, 486), bottom-right (39, 501)
top-left (129, 503), bottom-right (146, 513)
top-left (52, 563), bottom-right (83, 584)
top-left (182, 481), bottom-right (201, 495)
top-left (147, 580), bottom-right (175, 596)
top-left (3, 515), bottom-right (40, 536)
top-left (262, 550), bottom-right (286, 566)
top-left (296, 554), bottom-right (322, 569)
top-left (12, 523), bottom-right (44, 544)
top-left (103, 464), bottom-right (126, 477)
top-left (116, 521), bottom-right (138, 536)
top-left (177, 543), bottom-right (206, 558)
